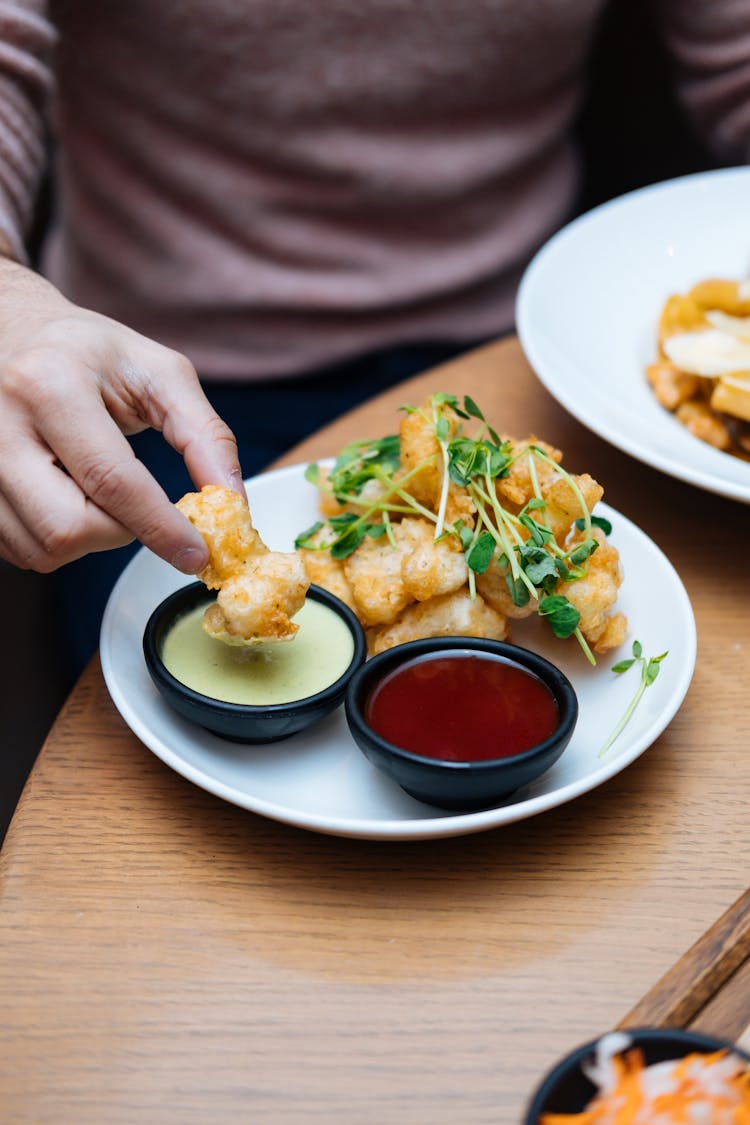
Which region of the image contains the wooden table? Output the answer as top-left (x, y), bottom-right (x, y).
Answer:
top-left (2, 338), bottom-right (750, 1124)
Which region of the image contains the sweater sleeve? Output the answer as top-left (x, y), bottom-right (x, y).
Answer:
top-left (0, 1), bottom-right (55, 262)
top-left (658, 0), bottom-right (750, 161)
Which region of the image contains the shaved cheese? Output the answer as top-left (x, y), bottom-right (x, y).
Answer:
top-left (706, 310), bottom-right (750, 340)
top-left (663, 328), bottom-right (750, 376)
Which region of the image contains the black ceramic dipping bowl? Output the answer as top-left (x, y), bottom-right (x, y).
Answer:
top-left (143, 581), bottom-right (366, 743)
top-left (523, 1027), bottom-right (750, 1122)
top-left (344, 637), bottom-right (578, 810)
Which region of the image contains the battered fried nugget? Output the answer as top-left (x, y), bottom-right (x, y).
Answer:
top-left (495, 437), bottom-right (562, 509)
top-left (475, 564), bottom-right (537, 621)
top-left (645, 359), bottom-right (701, 410)
top-left (343, 529), bottom-right (412, 627)
top-left (562, 528), bottom-right (627, 654)
top-left (341, 515), bottom-right (465, 630)
top-left (398, 518), bottom-right (468, 603)
top-left (396, 399), bottom-right (476, 527)
top-left (176, 484), bottom-right (309, 643)
top-left (176, 484), bottom-right (264, 589)
top-left (543, 472), bottom-right (604, 542)
top-left (297, 524), bottom-right (357, 612)
top-left (341, 517), bottom-right (468, 627)
top-left (367, 589), bottom-right (509, 656)
top-left (675, 399), bottom-right (732, 450)
top-left (203, 553), bottom-right (309, 644)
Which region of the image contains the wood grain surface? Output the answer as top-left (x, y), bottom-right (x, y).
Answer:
top-left (2, 338), bottom-right (750, 1124)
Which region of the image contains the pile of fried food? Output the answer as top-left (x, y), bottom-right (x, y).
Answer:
top-left (295, 393), bottom-right (628, 662)
top-left (646, 276), bottom-right (750, 458)
top-left (176, 485), bottom-right (308, 644)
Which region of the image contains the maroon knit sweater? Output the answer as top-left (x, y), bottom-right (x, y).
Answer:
top-left (1, 0), bottom-right (749, 379)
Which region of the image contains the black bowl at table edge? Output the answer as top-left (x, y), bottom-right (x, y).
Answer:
top-left (523, 1027), bottom-right (750, 1122)
top-left (142, 581), bottom-right (367, 744)
top-left (344, 636), bottom-right (578, 812)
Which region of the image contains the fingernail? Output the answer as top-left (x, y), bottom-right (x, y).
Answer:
top-left (228, 469), bottom-right (246, 496)
top-left (173, 545), bottom-right (207, 574)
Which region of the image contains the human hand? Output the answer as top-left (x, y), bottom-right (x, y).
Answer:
top-left (0, 257), bottom-right (244, 573)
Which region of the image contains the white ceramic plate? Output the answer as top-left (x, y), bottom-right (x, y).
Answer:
top-left (516, 166), bottom-right (750, 504)
top-left (100, 463), bottom-right (696, 840)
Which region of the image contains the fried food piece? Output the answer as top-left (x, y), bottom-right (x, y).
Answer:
top-left (657, 293), bottom-right (709, 348)
top-left (675, 399), bottom-right (733, 450)
top-left (543, 472), bottom-right (604, 542)
top-left (689, 278), bottom-right (750, 317)
top-left (495, 437), bottom-right (562, 509)
top-left (176, 484), bottom-right (309, 643)
top-left (396, 399), bottom-right (476, 527)
top-left (342, 517), bottom-right (468, 627)
top-left (297, 524), bottom-right (357, 612)
top-left (562, 528), bottom-right (627, 654)
top-left (343, 529), bottom-right (413, 627)
top-left (475, 564), bottom-right (537, 621)
top-left (645, 359), bottom-right (701, 410)
top-left (367, 590), bottom-right (509, 656)
top-left (711, 372), bottom-right (750, 423)
top-left (398, 518), bottom-right (468, 603)
top-left (176, 484), bottom-right (264, 589)
top-left (204, 553), bottom-right (309, 643)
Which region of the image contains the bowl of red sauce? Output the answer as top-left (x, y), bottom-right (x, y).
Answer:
top-left (344, 637), bottom-right (578, 810)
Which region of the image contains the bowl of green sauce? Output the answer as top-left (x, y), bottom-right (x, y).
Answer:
top-left (143, 582), bottom-right (367, 743)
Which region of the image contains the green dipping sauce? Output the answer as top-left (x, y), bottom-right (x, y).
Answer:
top-left (161, 597), bottom-right (355, 705)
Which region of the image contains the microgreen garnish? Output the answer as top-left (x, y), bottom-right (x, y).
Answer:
top-left (299, 392), bottom-right (615, 663)
top-left (575, 514), bottom-right (613, 536)
top-left (599, 641), bottom-right (669, 758)
top-left (316, 434), bottom-right (401, 503)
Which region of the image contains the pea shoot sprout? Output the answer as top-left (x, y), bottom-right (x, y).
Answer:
top-left (599, 640), bottom-right (669, 758)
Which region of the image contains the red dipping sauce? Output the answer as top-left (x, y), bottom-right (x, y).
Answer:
top-left (365, 652), bottom-right (559, 762)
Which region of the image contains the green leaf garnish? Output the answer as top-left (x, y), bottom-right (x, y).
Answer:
top-left (599, 642), bottom-right (669, 758)
top-left (575, 514), bottom-right (613, 536)
top-left (294, 520), bottom-right (324, 548)
top-left (466, 532), bottom-right (496, 574)
top-left (538, 595), bottom-right (581, 639)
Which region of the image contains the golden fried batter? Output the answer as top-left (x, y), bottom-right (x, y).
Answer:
top-left (176, 485), bottom-right (264, 589)
top-left (563, 528), bottom-right (626, 653)
top-left (342, 517), bottom-right (469, 627)
top-left (297, 524), bottom-right (357, 612)
top-left (396, 400), bottom-right (476, 527)
top-left (367, 590), bottom-right (509, 656)
top-left (177, 484), bottom-right (308, 643)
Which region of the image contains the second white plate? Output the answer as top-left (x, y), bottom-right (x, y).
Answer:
top-left (517, 166), bottom-right (750, 504)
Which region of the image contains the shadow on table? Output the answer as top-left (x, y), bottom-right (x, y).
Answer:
top-left (0, 562), bottom-right (68, 846)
